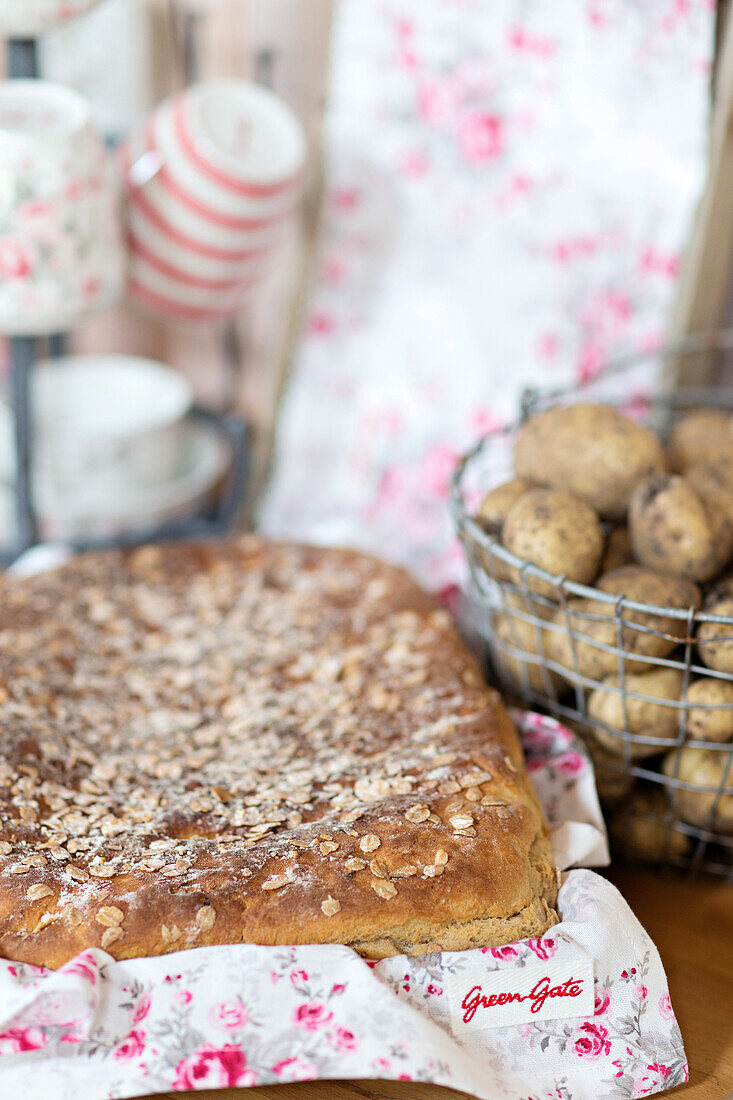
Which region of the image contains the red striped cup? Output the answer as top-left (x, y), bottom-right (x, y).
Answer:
top-left (123, 79), bottom-right (305, 321)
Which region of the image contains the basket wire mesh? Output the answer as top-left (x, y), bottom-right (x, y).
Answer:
top-left (451, 336), bottom-right (733, 879)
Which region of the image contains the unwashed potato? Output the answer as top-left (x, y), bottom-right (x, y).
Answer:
top-left (599, 526), bottom-right (634, 574)
top-left (501, 488), bottom-right (603, 599)
top-left (514, 403), bottom-right (666, 520)
top-left (667, 408), bottom-right (733, 472)
top-left (491, 610), bottom-right (564, 695)
top-left (502, 587), bottom-right (560, 618)
top-left (565, 719), bottom-right (634, 803)
top-left (629, 474), bottom-right (733, 582)
top-left (476, 479), bottom-right (534, 535)
top-left (609, 785), bottom-right (690, 860)
top-left (696, 592), bottom-right (733, 674)
top-left (547, 565), bottom-right (700, 682)
top-left (662, 745), bottom-right (733, 835)
top-left (684, 677), bottom-right (733, 744)
top-left (588, 667), bottom-right (684, 758)
top-left (685, 461), bottom-right (733, 529)
top-left (474, 479), bottom-right (534, 582)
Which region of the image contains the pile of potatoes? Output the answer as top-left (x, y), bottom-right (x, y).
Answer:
top-left (474, 402), bottom-right (733, 852)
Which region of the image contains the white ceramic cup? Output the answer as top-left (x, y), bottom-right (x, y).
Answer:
top-left (0, 0), bottom-right (101, 37)
top-left (0, 355), bottom-right (193, 502)
top-left (123, 79), bottom-right (305, 321)
top-left (0, 418), bottom-right (231, 546)
top-left (0, 80), bottom-right (125, 336)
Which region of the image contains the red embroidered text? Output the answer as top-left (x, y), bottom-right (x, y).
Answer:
top-left (461, 976), bottom-right (585, 1023)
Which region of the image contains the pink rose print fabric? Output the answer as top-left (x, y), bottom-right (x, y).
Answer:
top-left (516, 710), bottom-right (610, 868)
top-left (260, 0), bottom-right (714, 593)
top-left (0, 715), bottom-right (684, 1100)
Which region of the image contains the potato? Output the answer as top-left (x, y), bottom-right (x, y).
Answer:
top-left (501, 489), bottom-right (603, 598)
top-left (476, 479), bottom-right (534, 535)
top-left (547, 565), bottom-right (700, 681)
top-left (662, 745), bottom-right (733, 834)
top-left (600, 526), bottom-right (633, 573)
top-left (491, 610), bottom-right (564, 695)
top-left (473, 479), bottom-right (534, 582)
top-left (514, 403), bottom-right (666, 519)
top-left (685, 460), bottom-right (733, 528)
top-left (565, 719), bottom-right (633, 803)
top-left (588, 667), bottom-right (684, 758)
top-left (502, 587), bottom-right (559, 618)
top-left (684, 677), bottom-right (733, 743)
top-left (629, 474), bottom-right (733, 582)
top-left (696, 593), bottom-right (733, 674)
top-left (609, 785), bottom-right (690, 860)
top-left (667, 408), bottom-right (733, 472)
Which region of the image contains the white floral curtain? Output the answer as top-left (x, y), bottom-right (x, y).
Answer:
top-left (260, 0), bottom-right (715, 595)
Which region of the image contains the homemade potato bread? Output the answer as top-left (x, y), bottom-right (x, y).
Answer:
top-left (0, 537), bottom-right (557, 967)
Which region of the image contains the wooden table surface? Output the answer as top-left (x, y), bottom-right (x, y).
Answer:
top-left (140, 866), bottom-right (733, 1100)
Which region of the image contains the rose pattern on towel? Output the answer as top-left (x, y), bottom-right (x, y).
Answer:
top-left (0, 715), bottom-right (685, 1100)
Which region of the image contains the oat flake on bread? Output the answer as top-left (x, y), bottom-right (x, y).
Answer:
top-left (0, 537), bottom-right (557, 968)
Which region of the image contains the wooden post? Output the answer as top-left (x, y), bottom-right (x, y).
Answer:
top-left (667, 3), bottom-right (733, 385)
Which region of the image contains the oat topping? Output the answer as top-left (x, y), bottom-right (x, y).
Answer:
top-left (404, 804), bottom-right (430, 824)
top-left (262, 873), bottom-right (292, 891)
top-left (96, 906), bottom-right (124, 927)
top-left (26, 884), bottom-right (53, 900)
top-left (0, 538), bottom-right (537, 961)
top-left (321, 895), bottom-right (341, 916)
top-left (161, 924), bottom-right (181, 944)
top-left (195, 905), bottom-right (216, 931)
top-left (101, 926), bottom-right (123, 948)
top-left (371, 879), bottom-right (398, 900)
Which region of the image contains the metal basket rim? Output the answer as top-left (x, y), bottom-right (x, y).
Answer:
top-left (450, 345), bottom-right (733, 627)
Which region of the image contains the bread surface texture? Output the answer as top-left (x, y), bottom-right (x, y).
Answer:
top-left (0, 537), bottom-right (557, 967)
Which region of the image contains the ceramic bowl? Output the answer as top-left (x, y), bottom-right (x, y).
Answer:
top-left (0, 355), bottom-right (193, 501)
top-left (0, 0), bottom-right (100, 37)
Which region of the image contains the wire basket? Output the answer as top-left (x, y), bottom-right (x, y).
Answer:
top-left (450, 333), bottom-right (733, 879)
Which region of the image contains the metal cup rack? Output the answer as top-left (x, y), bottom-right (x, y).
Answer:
top-left (2, 31), bottom-right (250, 567)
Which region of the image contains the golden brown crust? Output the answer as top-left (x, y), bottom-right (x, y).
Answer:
top-left (0, 537), bottom-right (557, 967)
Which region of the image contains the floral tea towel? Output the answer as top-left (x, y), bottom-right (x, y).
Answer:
top-left (0, 715), bottom-right (685, 1100)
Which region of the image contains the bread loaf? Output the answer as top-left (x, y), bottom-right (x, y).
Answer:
top-left (0, 537), bottom-right (558, 967)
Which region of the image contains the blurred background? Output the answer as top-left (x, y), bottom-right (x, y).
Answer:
top-left (2, 8), bottom-right (732, 1071)
top-left (0, 0), bottom-right (725, 589)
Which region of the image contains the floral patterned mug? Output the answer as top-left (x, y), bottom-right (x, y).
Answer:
top-left (0, 80), bottom-right (125, 336)
top-left (0, 0), bottom-right (101, 37)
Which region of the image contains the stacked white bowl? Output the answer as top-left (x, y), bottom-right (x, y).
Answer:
top-left (0, 356), bottom-right (231, 544)
top-left (0, 0), bottom-right (101, 37)
top-left (122, 79), bottom-right (307, 322)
